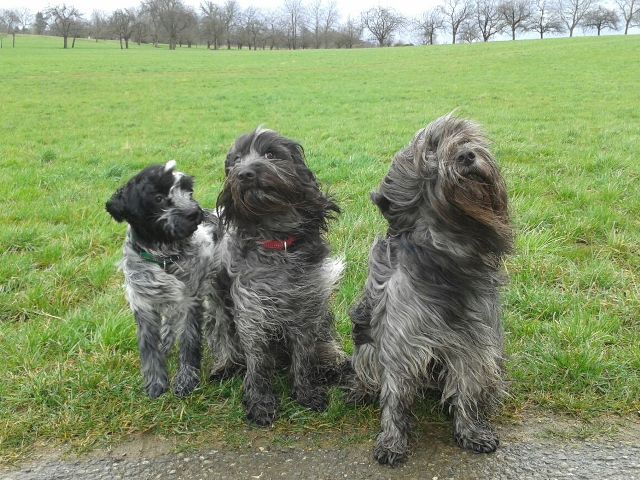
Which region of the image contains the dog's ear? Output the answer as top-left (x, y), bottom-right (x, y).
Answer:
top-left (106, 188), bottom-right (128, 223)
top-left (284, 139), bottom-right (305, 165)
top-left (164, 159), bottom-right (177, 173)
top-left (371, 191), bottom-right (391, 213)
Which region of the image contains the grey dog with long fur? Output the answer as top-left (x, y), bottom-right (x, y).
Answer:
top-left (106, 161), bottom-right (218, 399)
top-left (348, 114), bottom-right (513, 465)
top-left (208, 128), bottom-right (347, 426)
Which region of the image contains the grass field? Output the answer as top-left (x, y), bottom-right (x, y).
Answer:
top-left (1, 34), bottom-right (639, 463)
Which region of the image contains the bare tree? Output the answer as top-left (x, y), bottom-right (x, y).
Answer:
top-left (1, 10), bottom-right (20, 47)
top-left (499, 0), bottom-right (533, 39)
top-left (476, 0), bottom-right (504, 41)
top-left (143, 0), bottom-right (194, 49)
top-left (415, 9), bottom-right (444, 45)
top-left (530, 0), bottom-right (565, 37)
top-left (615, 0), bottom-right (639, 33)
top-left (200, 1), bottom-right (223, 49)
top-left (111, 9), bottom-right (136, 48)
top-left (556, 0), bottom-right (593, 36)
top-left (15, 8), bottom-right (33, 33)
top-left (263, 10), bottom-right (286, 49)
top-left (336, 15), bottom-right (361, 48)
top-left (70, 16), bottom-right (87, 47)
top-left (89, 10), bottom-right (109, 41)
top-left (46, 4), bottom-right (83, 48)
top-left (141, 2), bottom-right (161, 46)
top-left (583, 5), bottom-right (619, 34)
top-left (131, 7), bottom-right (148, 44)
top-left (283, 0), bottom-right (305, 49)
top-left (458, 19), bottom-right (482, 41)
top-left (361, 6), bottom-right (404, 47)
top-left (309, 0), bottom-right (323, 48)
top-left (221, 0), bottom-right (240, 49)
top-left (440, 0), bottom-right (473, 44)
top-left (243, 6), bottom-right (264, 50)
top-left (322, 1), bottom-right (338, 48)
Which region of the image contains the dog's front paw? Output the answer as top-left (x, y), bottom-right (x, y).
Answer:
top-left (173, 366), bottom-right (200, 397)
top-left (454, 424), bottom-right (499, 453)
top-left (373, 433), bottom-right (407, 466)
top-left (296, 387), bottom-right (328, 412)
top-left (245, 394), bottom-right (277, 427)
top-left (145, 380), bottom-right (169, 399)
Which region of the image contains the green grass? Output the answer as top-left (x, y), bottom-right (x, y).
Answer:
top-left (1, 33), bottom-right (639, 462)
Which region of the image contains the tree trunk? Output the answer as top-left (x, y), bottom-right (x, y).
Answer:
top-left (540, 31), bottom-right (544, 39)
top-left (125, 38), bottom-right (129, 48)
top-left (72, 36), bottom-right (77, 48)
top-left (12, 32), bottom-right (16, 48)
top-left (569, 25), bottom-right (574, 37)
top-left (63, 35), bottom-right (68, 49)
top-left (119, 36), bottom-right (123, 49)
top-left (512, 27), bottom-right (516, 40)
top-left (597, 26), bottom-right (601, 35)
top-left (452, 30), bottom-right (456, 44)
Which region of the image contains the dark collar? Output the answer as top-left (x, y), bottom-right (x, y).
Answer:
top-left (131, 242), bottom-right (181, 269)
top-left (257, 235), bottom-right (298, 251)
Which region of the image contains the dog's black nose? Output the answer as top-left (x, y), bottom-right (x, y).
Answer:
top-left (457, 151), bottom-right (476, 167)
top-left (237, 167), bottom-right (256, 182)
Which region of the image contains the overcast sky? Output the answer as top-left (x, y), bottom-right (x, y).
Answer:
top-left (4, 0), bottom-right (441, 18)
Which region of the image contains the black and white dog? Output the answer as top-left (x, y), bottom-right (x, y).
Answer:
top-left (348, 115), bottom-right (513, 465)
top-left (209, 128), bottom-right (347, 426)
top-left (106, 160), bottom-right (218, 399)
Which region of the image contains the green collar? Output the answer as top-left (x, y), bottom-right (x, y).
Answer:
top-left (132, 243), bottom-right (181, 269)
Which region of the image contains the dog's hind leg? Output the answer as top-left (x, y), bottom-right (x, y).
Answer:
top-left (208, 301), bottom-right (244, 382)
top-left (173, 301), bottom-right (202, 397)
top-left (134, 309), bottom-right (169, 399)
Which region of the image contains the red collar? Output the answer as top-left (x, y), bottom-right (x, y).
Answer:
top-left (257, 235), bottom-right (297, 251)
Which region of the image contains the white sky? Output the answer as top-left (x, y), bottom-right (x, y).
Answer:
top-left (3, 0), bottom-right (440, 19)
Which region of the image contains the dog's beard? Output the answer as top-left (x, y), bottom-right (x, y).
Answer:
top-left (438, 162), bottom-right (510, 240)
top-left (229, 182), bottom-right (297, 218)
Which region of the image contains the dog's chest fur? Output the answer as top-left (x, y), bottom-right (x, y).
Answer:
top-left (219, 232), bottom-right (341, 328)
top-left (366, 235), bottom-right (502, 344)
top-left (121, 222), bottom-right (216, 317)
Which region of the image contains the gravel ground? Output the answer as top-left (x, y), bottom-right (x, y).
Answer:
top-left (2, 418), bottom-right (639, 480)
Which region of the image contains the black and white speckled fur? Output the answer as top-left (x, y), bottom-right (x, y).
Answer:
top-left (209, 128), bottom-right (347, 426)
top-left (106, 161), bottom-right (219, 399)
top-left (348, 114), bottom-right (513, 465)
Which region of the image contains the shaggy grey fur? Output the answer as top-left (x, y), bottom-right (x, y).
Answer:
top-left (348, 114), bottom-right (513, 465)
top-left (209, 128), bottom-right (347, 426)
top-left (106, 161), bottom-right (218, 399)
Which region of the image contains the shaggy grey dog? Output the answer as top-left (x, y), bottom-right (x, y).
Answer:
top-left (209, 128), bottom-right (346, 426)
top-left (348, 114), bottom-right (513, 465)
top-left (106, 160), bottom-right (218, 399)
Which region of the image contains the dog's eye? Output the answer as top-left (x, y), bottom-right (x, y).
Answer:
top-left (155, 194), bottom-right (164, 203)
top-left (265, 152), bottom-right (274, 160)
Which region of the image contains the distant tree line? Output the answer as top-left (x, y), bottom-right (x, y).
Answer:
top-left (0, 0), bottom-right (638, 49)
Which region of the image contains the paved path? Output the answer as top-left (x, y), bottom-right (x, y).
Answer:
top-left (2, 419), bottom-right (639, 479)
